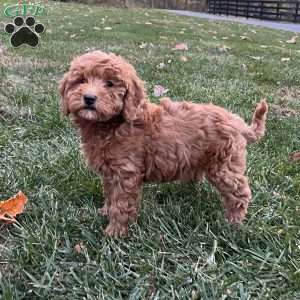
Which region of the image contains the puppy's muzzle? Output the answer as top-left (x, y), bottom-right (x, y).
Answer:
top-left (83, 94), bottom-right (97, 108)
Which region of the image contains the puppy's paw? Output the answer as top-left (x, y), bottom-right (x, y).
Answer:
top-left (225, 209), bottom-right (246, 225)
top-left (104, 223), bottom-right (128, 238)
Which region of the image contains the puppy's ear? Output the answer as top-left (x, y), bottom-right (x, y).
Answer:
top-left (123, 75), bottom-right (145, 122)
top-left (58, 72), bottom-right (70, 116)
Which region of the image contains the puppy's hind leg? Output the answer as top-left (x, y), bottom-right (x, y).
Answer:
top-left (206, 148), bottom-right (251, 224)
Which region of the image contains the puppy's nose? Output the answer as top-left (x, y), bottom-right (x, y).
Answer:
top-left (83, 94), bottom-right (97, 106)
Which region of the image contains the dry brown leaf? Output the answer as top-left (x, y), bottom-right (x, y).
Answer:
top-left (139, 42), bottom-right (147, 49)
top-left (172, 43), bottom-right (188, 51)
top-left (218, 45), bottom-right (231, 52)
top-left (153, 85), bottom-right (169, 97)
top-left (286, 36), bottom-right (298, 44)
top-left (74, 242), bottom-right (86, 254)
top-left (0, 191), bottom-right (28, 223)
top-left (249, 56), bottom-right (263, 61)
top-left (157, 62), bottom-right (166, 69)
top-left (277, 229), bottom-right (284, 235)
top-left (290, 152), bottom-right (300, 161)
top-left (179, 55), bottom-right (189, 62)
top-left (241, 63), bottom-right (248, 71)
top-left (240, 35), bottom-right (251, 41)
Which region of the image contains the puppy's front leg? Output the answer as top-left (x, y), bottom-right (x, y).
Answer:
top-left (104, 173), bottom-right (142, 238)
top-left (99, 178), bottom-right (111, 217)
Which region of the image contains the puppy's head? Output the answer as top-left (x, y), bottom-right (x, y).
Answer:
top-left (59, 51), bottom-right (145, 122)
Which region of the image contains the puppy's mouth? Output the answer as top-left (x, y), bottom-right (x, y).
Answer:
top-left (77, 108), bottom-right (98, 121)
top-left (84, 106), bottom-right (96, 111)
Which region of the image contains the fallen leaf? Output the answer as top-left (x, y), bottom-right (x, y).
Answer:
top-left (179, 55), bottom-right (189, 62)
top-left (286, 36), bottom-right (298, 44)
top-left (153, 85), bottom-right (169, 97)
top-left (139, 42), bottom-right (147, 49)
top-left (281, 57), bottom-right (290, 62)
top-left (222, 36), bottom-right (228, 40)
top-left (241, 63), bottom-right (247, 71)
top-left (93, 26), bottom-right (100, 31)
top-left (0, 191), bottom-right (28, 223)
top-left (172, 43), bottom-right (188, 51)
top-left (145, 22), bottom-right (152, 25)
top-left (104, 27), bottom-right (112, 30)
top-left (272, 104), bottom-right (297, 118)
top-left (260, 45), bottom-right (268, 48)
top-left (290, 152), bottom-right (300, 161)
top-left (249, 56), bottom-right (263, 61)
top-left (277, 229), bottom-right (284, 235)
top-left (218, 45), bottom-right (231, 52)
top-left (191, 290), bottom-right (199, 300)
top-left (157, 62), bottom-right (166, 69)
top-left (240, 35), bottom-right (251, 41)
top-left (74, 242), bottom-right (86, 254)
top-left (70, 34), bottom-right (76, 38)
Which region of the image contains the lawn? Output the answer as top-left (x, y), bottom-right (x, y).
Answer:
top-left (0, 1), bottom-right (300, 299)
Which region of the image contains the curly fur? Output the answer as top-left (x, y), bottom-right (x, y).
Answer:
top-left (59, 50), bottom-right (268, 237)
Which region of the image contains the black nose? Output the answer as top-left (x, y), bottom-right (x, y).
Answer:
top-left (83, 94), bottom-right (97, 106)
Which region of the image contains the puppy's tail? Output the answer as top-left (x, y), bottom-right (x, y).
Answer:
top-left (243, 99), bottom-right (268, 144)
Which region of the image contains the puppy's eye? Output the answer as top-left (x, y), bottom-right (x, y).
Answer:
top-left (106, 80), bottom-right (114, 87)
top-left (75, 78), bottom-right (86, 85)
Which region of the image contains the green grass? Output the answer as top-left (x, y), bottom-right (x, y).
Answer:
top-left (0, 1), bottom-right (300, 299)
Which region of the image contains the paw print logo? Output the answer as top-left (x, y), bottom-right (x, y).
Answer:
top-left (4, 16), bottom-right (45, 48)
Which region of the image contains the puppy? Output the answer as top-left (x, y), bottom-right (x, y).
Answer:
top-left (59, 51), bottom-right (268, 237)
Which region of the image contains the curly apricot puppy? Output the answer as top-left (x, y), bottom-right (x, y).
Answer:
top-left (59, 50), bottom-right (268, 237)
